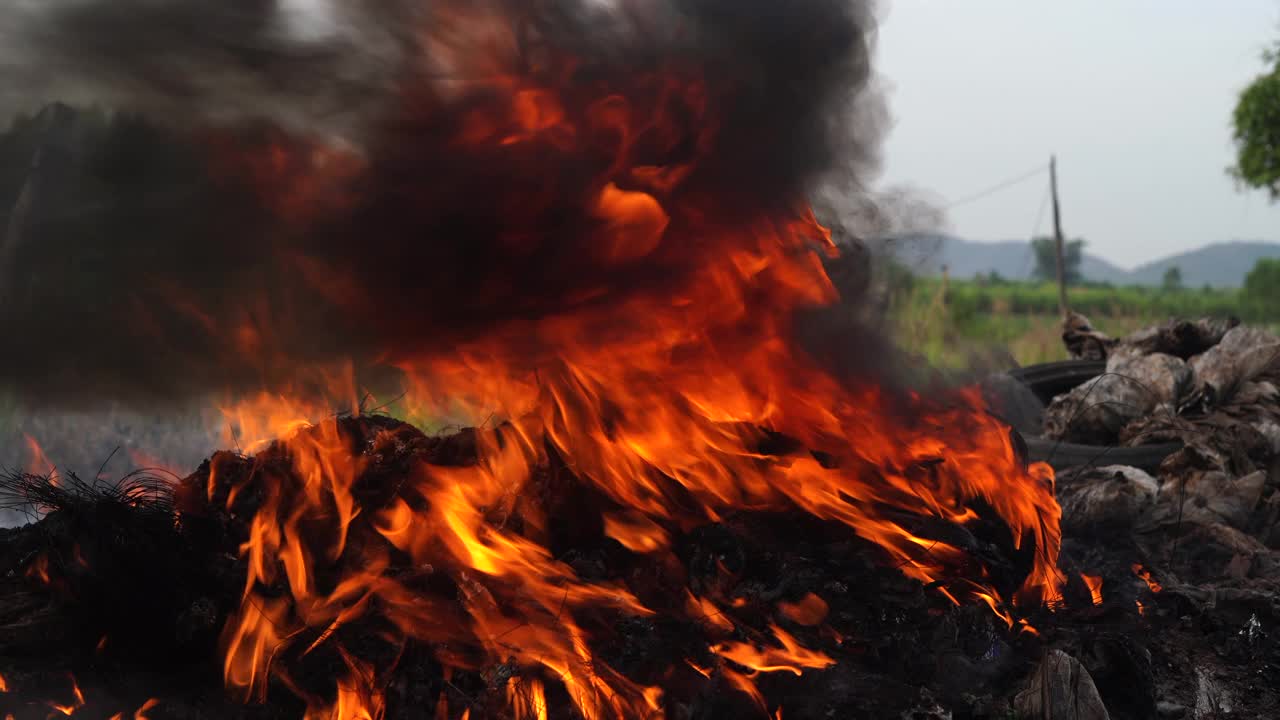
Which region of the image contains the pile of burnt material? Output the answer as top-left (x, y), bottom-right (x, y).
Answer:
top-left (0, 415), bottom-right (1059, 720)
top-left (1051, 315), bottom-right (1280, 466)
top-left (1022, 315), bottom-right (1280, 719)
top-left (3, 356), bottom-right (1278, 719)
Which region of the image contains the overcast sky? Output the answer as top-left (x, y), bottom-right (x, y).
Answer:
top-left (874, 0), bottom-right (1280, 269)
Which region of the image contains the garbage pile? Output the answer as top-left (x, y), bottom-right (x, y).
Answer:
top-left (1026, 314), bottom-right (1280, 719)
top-left (1050, 314), bottom-right (1280, 478)
top-left (2, 315), bottom-right (1279, 719)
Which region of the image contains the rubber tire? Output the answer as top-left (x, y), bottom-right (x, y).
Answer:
top-left (1007, 360), bottom-right (1106, 404)
top-left (1009, 360), bottom-right (1183, 470)
top-left (1023, 436), bottom-right (1182, 473)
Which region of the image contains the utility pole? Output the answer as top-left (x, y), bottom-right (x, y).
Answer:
top-left (1050, 155), bottom-right (1069, 317)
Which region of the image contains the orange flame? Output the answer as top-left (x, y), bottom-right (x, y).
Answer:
top-left (777, 593), bottom-right (829, 627)
top-left (199, 207), bottom-right (1067, 712)
top-left (107, 698), bottom-right (161, 720)
top-left (713, 624), bottom-right (836, 677)
top-left (160, 10), bottom-right (1069, 718)
top-left (722, 667), bottom-right (768, 712)
top-left (686, 592), bottom-right (736, 634)
top-left (134, 699), bottom-right (160, 720)
top-left (507, 677), bottom-right (549, 720)
top-left (1081, 574), bottom-right (1104, 606)
top-left (604, 510), bottom-right (671, 554)
top-left (23, 433), bottom-right (55, 479)
top-left (1132, 564), bottom-right (1163, 593)
top-left (48, 675), bottom-right (85, 716)
top-left (199, 107), bottom-right (1066, 720)
top-left (25, 553), bottom-right (51, 587)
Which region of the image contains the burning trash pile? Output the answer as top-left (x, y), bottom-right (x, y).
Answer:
top-left (0, 408), bottom-right (1061, 719)
top-left (0, 0), bottom-right (1074, 717)
top-left (0, 0), bottom-right (1270, 718)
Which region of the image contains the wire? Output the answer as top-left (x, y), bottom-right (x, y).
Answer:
top-left (944, 163), bottom-right (1049, 209)
top-left (1019, 180), bottom-right (1053, 279)
top-left (1030, 181), bottom-right (1051, 239)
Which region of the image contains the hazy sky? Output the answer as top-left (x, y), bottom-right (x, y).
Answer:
top-left (874, 1), bottom-right (1280, 269)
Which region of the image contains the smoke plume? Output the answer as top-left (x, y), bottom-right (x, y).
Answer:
top-left (0, 0), bottom-right (886, 410)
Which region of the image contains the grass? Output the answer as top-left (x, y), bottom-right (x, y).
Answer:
top-left (890, 277), bottom-right (1280, 369)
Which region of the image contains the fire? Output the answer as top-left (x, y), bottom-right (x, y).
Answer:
top-left (48, 675), bottom-right (85, 716)
top-left (507, 678), bottom-right (549, 720)
top-left (1132, 564), bottom-right (1163, 593)
top-left (1081, 574), bottom-right (1104, 606)
top-left (0, 672), bottom-right (158, 719)
top-left (604, 510), bottom-right (671, 554)
top-left (200, 68), bottom-right (1064, 720)
top-left (208, 363), bottom-right (1062, 715)
top-left (713, 624), bottom-right (837, 677)
top-left (25, 552), bottom-right (51, 587)
top-left (687, 592), bottom-right (736, 634)
top-left (62, 3), bottom-right (1071, 718)
top-left (777, 593), bottom-right (829, 627)
top-left (23, 433), bottom-right (55, 479)
top-left (108, 699), bottom-right (161, 720)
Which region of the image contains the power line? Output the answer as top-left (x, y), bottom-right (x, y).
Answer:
top-left (1018, 179), bottom-right (1049, 280)
top-left (944, 163), bottom-right (1049, 209)
top-left (1030, 180), bottom-right (1052, 238)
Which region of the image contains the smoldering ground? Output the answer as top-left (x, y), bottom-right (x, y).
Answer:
top-left (0, 0), bottom-right (887, 413)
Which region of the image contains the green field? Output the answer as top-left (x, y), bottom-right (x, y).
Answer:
top-left (890, 277), bottom-right (1280, 369)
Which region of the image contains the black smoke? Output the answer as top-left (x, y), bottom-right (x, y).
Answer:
top-left (0, 0), bottom-right (885, 410)
top-left (0, 0), bottom-right (404, 130)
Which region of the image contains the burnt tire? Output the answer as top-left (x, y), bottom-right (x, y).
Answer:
top-left (1008, 361), bottom-right (1183, 471)
top-left (1023, 436), bottom-right (1182, 473)
top-left (1008, 360), bottom-right (1106, 404)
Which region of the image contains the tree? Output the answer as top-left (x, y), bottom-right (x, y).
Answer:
top-left (1162, 266), bottom-right (1183, 292)
top-left (1030, 236), bottom-right (1086, 284)
top-left (1230, 44), bottom-right (1280, 200)
top-left (1243, 257), bottom-right (1280, 316)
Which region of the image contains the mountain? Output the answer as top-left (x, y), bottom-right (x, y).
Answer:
top-left (880, 235), bottom-right (1280, 287)
top-left (880, 234), bottom-right (1130, 284)
top-left (1124, 241), bottom-right (1280, 288)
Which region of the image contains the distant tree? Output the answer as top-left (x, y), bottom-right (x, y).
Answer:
top-left (1230, 43), bottom-right (1280, 200)
top-left (1031, 236), bottom-right (1086, 284)
top-left (1162, 266), bottom-right (1184, 292)
top-left (974, 270), bottom-right (1004, 287)
top-left (1243, 258), bottom-right (1280, 315)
